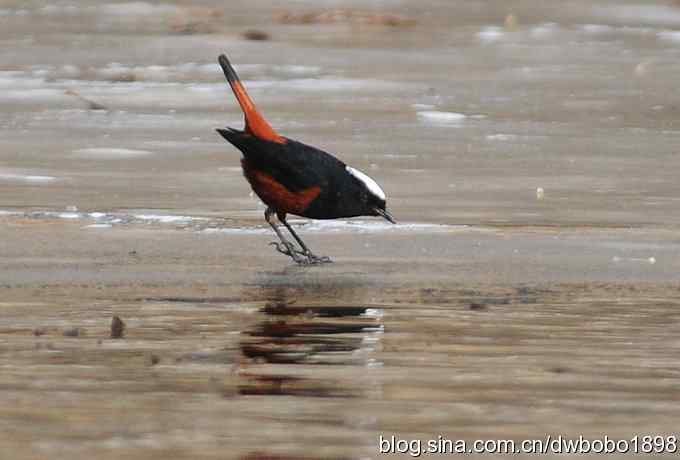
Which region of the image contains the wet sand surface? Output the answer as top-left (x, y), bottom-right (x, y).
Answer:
top-left (2, 0), bottom-right (680, 458)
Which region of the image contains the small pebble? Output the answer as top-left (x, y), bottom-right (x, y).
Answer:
top-left (63, 327), bottom-right (83, 337)
top-left (111, 315), bottom-right (125, 339)
top-left (549, 366), bottom-right (569, 374)
top-left (242, 29), bottom-right (270, 41)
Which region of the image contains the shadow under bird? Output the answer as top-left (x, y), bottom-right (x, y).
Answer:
top-left (216, 54), bottom-right (394, 265)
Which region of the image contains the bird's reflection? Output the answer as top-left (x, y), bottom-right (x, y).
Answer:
top-left (237, 280), bottom-right (383, 397)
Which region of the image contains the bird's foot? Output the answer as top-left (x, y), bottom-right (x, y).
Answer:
top-left (269, 242), bottom-right (308, 264)
top-left (302, 251), bottom-right (332, 265)
top-left (269, 242), bottom-right (332, 265)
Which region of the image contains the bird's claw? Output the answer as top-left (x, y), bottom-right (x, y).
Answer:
top-left (303, 252), bottom-right (332, 265)
top-left (269, 242), bottom-right (306, 264)
top-left (269, 242), bottom-right (332, 265)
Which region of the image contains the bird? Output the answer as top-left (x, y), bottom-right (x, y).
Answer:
top-left (215, 54), bottom-right (394, 265)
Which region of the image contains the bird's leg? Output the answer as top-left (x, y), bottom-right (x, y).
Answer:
top-left (278, 214), bottom-right (332, 264)
top-left (265, 208), bottom-right (307, 264)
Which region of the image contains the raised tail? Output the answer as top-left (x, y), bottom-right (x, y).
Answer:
top-left (216, 127), bottom-right (250, 152)
top-left (218, 54), bottom-right (285, 144)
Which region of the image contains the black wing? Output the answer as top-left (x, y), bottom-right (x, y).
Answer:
top-left (217, 128), bottom-right (346, 193)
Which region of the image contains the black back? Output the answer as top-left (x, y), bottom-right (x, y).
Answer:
top-left (217, 128), bottom-right (380, 219)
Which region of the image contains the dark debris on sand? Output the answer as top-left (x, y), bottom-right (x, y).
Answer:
top-left (63, 327), bottom-right (84, 337)
top-left (110, 315), bottom-right (126, 339)
top-left (275, 9), bottom-right (416, 27)
top-left (242, 30), bottom-right (271, 41)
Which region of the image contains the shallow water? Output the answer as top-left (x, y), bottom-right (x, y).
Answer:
top-left (2, 0), bottom-right (680, 459)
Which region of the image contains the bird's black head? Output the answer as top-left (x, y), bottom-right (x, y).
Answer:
top-left (345, 166), bottom-right (395, 223)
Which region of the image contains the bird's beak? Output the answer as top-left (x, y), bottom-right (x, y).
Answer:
top-left (375, 208), bottom-right (396, 224)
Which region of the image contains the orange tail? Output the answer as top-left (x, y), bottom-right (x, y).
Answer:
top-left (218, 54), bottom-right (285, 144)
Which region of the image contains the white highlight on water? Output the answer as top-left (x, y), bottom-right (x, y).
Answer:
top-left (346, 166), bottom-right (386, 201)
top-left (297, 220), bottom-right (457, 234)
top-left (417, 111), bottom-right (467, 124)
top-left (0, 173), bottom-right (56, 183)
top-left (203, 221), bottom-right (465, 235)
top-left (72, 148), bottom-right (153, 158)
top-left (133, 214), bottom-right (206, 223)
top-left (486, 134), bottom-right (518, 141)
top-left (658, 30), bottom-right (680, 43)
top-left (612, 256), bottom-right (657, 265)
top-left (478, 26), bottom-right (505, 43)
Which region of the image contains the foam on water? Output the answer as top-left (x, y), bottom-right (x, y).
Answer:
top-left (272, 65), bottom-right (322, 77)
top-left (486, 134), bottom-right (518, 141)
top-left (1, 88), bottom-right (67, 102)
top-left (478, 26), bottom-right (504, 43)
top-left (202, 221), bottom-right (463, 235)
top-left (133, 214), bottom-right (206, 224)
top-left (286, 220), bottom-right (463, 234)
top-left (0, 209), bottom-right (209, 227)
top-left (658, 31), bottom-right (680, 44)
top-left (0, 173), bottom-right (57, 183)
top-left (0, 72), bottom-right (45, 88)
top-left (578, 24), bottom-right (614, 35)
top-left (72, 148), bottom-right (154, 158)
top-left (417, 111), bottom-right (467, 124)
